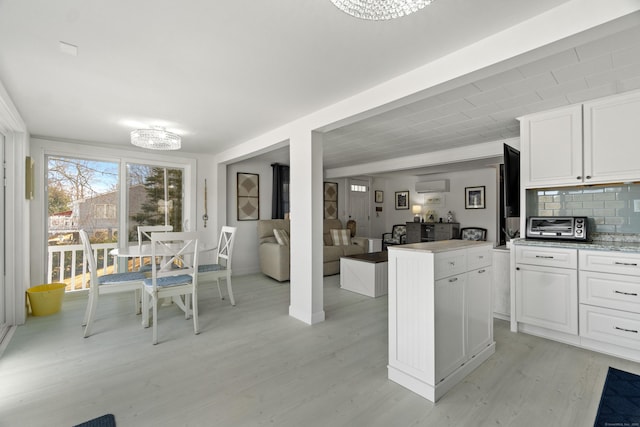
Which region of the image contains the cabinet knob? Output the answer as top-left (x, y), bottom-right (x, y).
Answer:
top-left (516, 267), bottom-right (520, 271)
top-left (585, 176), bottom-right (592, 179)
top-left (576, 176), bottom-right (582, 180)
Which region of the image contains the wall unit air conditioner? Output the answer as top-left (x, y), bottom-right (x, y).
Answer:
top-left (415, 179), bottom-right (450, 193)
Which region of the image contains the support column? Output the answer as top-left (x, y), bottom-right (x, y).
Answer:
top-left (288, 129), bottom-right (325, 324)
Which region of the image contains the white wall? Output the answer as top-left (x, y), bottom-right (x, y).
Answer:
top-left (225, 159), bottom-right (274, 275)
top-left (379, 167), bottom-right (499, 244)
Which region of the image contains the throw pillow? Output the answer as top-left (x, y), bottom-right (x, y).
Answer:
top-left (273, 228), bottom-right (290, 246)
top-left (330, 229), bottom-right (351, 246)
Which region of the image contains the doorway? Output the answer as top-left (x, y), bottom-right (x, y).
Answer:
top-left (348, 178), bottom-right (371, 239)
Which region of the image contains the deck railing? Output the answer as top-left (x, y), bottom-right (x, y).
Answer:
top-left (47, 242), bottom-right (119, 292)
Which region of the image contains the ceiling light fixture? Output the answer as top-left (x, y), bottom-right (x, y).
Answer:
top-left (330, 0), bottom-right (434, 20)
top-left (130, 127), bottom-right (181, 150)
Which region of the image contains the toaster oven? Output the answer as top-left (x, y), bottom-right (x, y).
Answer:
top-left (526, 216), bottom-right (589, 241)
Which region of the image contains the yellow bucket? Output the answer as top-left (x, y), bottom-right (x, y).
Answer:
top-left (26, 283), bottom-right (66, 316)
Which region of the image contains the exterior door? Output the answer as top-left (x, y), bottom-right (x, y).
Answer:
top-left (349, 179), bottom-right (370, 238)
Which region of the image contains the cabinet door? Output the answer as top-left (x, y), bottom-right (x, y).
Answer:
top-left (435, 274), bottom-right (466, 383)
top-left (515, 264), bottom-right (578, 334)
top-left (467, 267), bottom-right (493, 357)
top-left (492, 249), bottom-right (511, 318)
top-left (520, 105), bottom-right (583, 188)
top-left (584, 91), bottom-right (640, 184)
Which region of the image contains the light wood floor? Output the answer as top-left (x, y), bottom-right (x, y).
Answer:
top-left (1, 274), bottom-right (639, 427)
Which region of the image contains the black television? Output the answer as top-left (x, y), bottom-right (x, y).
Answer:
top-left (503, 143), bottom-right (520, 218)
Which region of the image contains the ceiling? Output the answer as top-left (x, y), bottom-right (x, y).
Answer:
top-left (1, 1), bottom-right (640, 174)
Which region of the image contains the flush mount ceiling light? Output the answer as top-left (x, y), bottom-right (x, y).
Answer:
top-left (330, 0), bottom-right (435, 20)
top-left (130, 127), bottom-right (181, 150)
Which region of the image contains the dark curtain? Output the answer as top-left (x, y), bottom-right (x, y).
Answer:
top-left (271, 163), bottom-right (290, 219)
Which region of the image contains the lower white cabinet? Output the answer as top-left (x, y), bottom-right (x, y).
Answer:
top-left (435, 273), bottom-right (466, 383)
top-left (388, 241), bottom-right (495, 402)
top-left (515, 263), bottom-right (578, 334)
top-left (492, 248), bottom-right (510, 320)
top-left (513, 244), bottom-right (640, 363)
top-left (467, 267), bottom-right (493, 356)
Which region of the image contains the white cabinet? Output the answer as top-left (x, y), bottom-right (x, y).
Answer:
top-left (520, 90), bottom-right (640, 188)
top-left (492, 248), bottom-right (510, 319)
top-left (515, 246), bottom-right (578, 335)
top-left (520, 104), bottom-right (582, 188)
top-left (515, 263), bottom-right (578, 334)
top-left (583, 91), bottom-right (640, 184)
top-left (513, 243), bottom-right (640, 363)
top-left (579, 250), bottom-right (640, 356)
top-left (466, 266), bottom-right (493, 356)
top-left (387, 241), bottom-right (495, 402)
top-left (434, 273), bottom-right (466, 383)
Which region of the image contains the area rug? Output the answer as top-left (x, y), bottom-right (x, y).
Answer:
top-left (594, 367), bottom-right (640, 426)
top-left (73, 413), bottom-right (116, 427)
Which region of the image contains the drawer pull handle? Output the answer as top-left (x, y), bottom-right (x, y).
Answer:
top-left (614, 262), bottom-right (638, 266)
top-left (535, 255), bottom-right (554, 259)
top-left (478, 269), bottom-right (486, 274)
top-left (449, 262), bottom-right (455, 266)
top-left (614, 290), bottom-right (638, 296)
top-left (449, 278), bottom-right (458, 283)
top-left (614, 326), bottom-right (638, 334)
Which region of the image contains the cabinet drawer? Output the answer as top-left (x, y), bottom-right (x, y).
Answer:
top-left (579, 271), bottom-right (640, 313)
top-left (467, 246), bottom-right (492, 270)
top-left (515, 246), bottom-right (577, 269)
top-left (435, 249), bottom-right (467, 280)
top-left (580, 304), bottom-right (640, 349)
top-left (579, 250), bottom-right (640, 276)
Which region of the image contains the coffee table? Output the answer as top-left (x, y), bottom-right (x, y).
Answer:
top-left (340, 251), bottom-right (388, 297)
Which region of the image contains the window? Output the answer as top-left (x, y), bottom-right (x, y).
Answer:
top-left (95, 204), bottom-right (116, 219)
top-left (351, 184), bottom-right (367, 192)
top-left (127, 163), bottom-right (184, 242)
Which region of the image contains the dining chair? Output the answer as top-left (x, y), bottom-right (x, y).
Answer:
top-left (79, 230), bottom-right (146, 338)
top-left (198, 226), bottom-right (237, 306)
top-left (141, 231), bottom-right (200, 345)
top-left (137, 225), bottom-right (173, 272)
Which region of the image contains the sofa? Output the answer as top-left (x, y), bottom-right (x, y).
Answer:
top-left (257, 219), bottom-right (369, 282)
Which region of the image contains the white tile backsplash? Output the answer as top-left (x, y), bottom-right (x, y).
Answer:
top-left (528, 183), bottom-right (640, 235)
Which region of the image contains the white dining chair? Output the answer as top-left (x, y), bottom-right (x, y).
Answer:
top-left (80, 230), bottom-right (146, 338)
top-left (141, 231), bottom-right (200, 345)
top-left (198, 226), bottom-right (237, 306)
top-left (136, 225), bottom-right (173, 272)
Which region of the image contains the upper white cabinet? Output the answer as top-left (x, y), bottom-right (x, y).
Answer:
top-left (520, 105), bottom-right (583, 188)
top-left (520, 90), bottom-right (640, 188)
top-left (583, 91), bottom-right (640, 184)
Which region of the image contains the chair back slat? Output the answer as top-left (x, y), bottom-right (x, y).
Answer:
top-left (216, 226), bottom-right (237, 268)
top-left (150, 231), bottom-right (199, 287)
top-left (79, 230), bottom-right (98, 281)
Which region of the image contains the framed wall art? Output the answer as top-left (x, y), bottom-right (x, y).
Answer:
top-left (237, 172), bottom-right (259, 220)
top-left (375, 190), bottom-right (383, 203)
top-left (324, 182), bottom-right (338, 219)
top-left (465, 185), bottom-right (486, 209)
top-left (395, 190), bottom-right (409, 210)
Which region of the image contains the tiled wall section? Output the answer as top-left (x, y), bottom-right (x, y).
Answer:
top-left (526, 184), bottom-right (640, 234)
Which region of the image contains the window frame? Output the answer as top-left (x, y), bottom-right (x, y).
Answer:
top-left (36, 139), bottom-right (196, 280)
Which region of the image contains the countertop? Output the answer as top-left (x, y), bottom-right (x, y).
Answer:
top-left (512, 238), bottom-right (640, 253)
top-left (387, 240), bottom-right (492, 253)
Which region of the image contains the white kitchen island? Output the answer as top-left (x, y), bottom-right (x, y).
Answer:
top-left (387, 240), bottom-right (495, 402)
